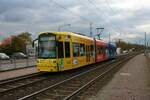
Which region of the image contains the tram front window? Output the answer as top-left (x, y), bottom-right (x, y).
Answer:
top-left (38, 35), bottom-right (56, 58)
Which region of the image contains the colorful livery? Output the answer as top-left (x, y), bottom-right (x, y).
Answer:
top-left (37, 32), bottom-right (116, 72)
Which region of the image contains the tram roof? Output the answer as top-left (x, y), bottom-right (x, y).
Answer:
top-left (39, 31), bottom-right (108, 44)
top-left (39, 31), bottom-right (94, 40)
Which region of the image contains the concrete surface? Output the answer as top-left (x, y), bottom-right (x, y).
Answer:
top-left (0, 67), bottom-right (38, 81)
top-left (88, 54), bottom-right (150, 100)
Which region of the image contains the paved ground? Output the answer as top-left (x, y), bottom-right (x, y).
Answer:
top-left (88, 54), bottom-right (150, 100)
top-left (0, 67), bottom-right (38, 81)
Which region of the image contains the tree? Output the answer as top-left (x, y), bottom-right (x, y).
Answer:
top-left (18, 32), bottom-right (32, 43)
top-left (116, 39), bottom-right (145, 52)
top-left (11, 36), bottom-right (24, 53)
top-left (0, 32), bottom-right (32, 55)
top-left (11, 32), bottom-right (32, 54)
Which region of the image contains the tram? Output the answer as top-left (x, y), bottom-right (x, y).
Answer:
top-left (36, 32), bottom-right (116, 72)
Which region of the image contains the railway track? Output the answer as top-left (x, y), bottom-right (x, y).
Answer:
top-left (0, 70), bottom-right (84, 100)
top-left (0, 72), bottom-right (42, 85)
top-left (0, 72), bottom-right (47, 97)
top-left (0, 53), bottom-right (137, 100)
top-left (0, 60), bottom-right (120, 100)
top-left (17, 54), bottom-right (136, 100)
top-left (0, 58), bottom-right (118, 100)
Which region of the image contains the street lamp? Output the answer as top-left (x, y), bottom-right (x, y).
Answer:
top-left (96, 27), bottom-right (104, 40)
top-left (58, 24), bottom-right (71, 31)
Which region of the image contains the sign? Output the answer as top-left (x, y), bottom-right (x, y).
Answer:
top-left (40, 36), bottom-right (55, 41)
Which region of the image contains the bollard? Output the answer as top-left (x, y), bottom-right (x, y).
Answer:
top-left (26, 56), bottom-right (29, 67)
top-left (10, 59), bottom-right (13, 64)
top-left (14, 58), bottom-right (16, 69)
top-left (0, 59), bottom-right (1, 70)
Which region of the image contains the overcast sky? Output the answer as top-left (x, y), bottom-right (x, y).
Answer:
top-left (0, 0), bottom-right (150, 44)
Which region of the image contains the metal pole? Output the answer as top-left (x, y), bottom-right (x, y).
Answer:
top-left (90, 22), bottom-right (92, 37)
top-left (144, 32), bottom-right (146, 55)
top-left (14, 58), bottom-right (16, 68)
top-left (96, 27), bottom-right (104, 40)
top-left (145, 32), bottom-right (146, 51)
top-left (96, 28), bottom-right (100, 40)
top-left (26, 57), bottom-right (29, 67)
top-left (0, 59), bottom-right (1, 70)
top-left (109, 33), bottom-right (110, 43)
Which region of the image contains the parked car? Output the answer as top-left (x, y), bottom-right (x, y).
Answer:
top-left (0, 53), bottom-right (10, 60)
top-left (11, 52), bottom-right (27, 59)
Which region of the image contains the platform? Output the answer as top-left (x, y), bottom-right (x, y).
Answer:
top-left (0, 66), bottom-right (38, 81)
top-left (88, 54), bottom-right (150, 100)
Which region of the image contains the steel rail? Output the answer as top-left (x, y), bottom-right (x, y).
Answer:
top-left (63, 55), bottom-right (133, 100)
top-left (0, 72), bottom-right (46, 94)
top-left (18, 56), bottom-right (128, 100)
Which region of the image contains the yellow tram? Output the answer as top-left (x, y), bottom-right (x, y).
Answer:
top-left (37, 32), bottom-right (95, 72)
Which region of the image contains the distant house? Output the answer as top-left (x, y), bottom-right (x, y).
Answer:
top-left (26, 42), bottom-right (36, 57)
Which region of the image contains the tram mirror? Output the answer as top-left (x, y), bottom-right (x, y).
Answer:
top-left (32, 38), bottom-right (38, 47)
top-left (32, 41), bottom-right (34, 47)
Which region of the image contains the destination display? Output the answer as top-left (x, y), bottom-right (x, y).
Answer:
top-left (40, 36), bottom-right (55, 41)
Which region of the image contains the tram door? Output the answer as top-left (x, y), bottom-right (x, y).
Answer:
top-left (57, 41), bottom-right (64, 71)
top-left (88, 45), bottom-right (90, 62)
top-left (57, 41), bottom-right (72, 71)
top-left (64, 42), bottom-right (72, 70)
top-left (86, 45), bottom-right (88, 63)
top-left (86, 45), bottom-right (90, 63)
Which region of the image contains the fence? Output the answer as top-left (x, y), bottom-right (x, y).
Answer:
top-left (0, 57), bottom-right (36, 71)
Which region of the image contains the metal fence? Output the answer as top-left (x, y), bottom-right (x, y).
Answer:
top-left (0, 57), bottom-right (36, 71)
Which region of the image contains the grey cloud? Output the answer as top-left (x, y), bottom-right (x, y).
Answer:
top-left (0, 0), bottom-right (50, 13)
top-left (0, 0), bottom-right (53, 23)
top-left (0, 0), bottom-right (150, 44)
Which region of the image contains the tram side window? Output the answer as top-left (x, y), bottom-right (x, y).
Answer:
top-left (88, 45), bottom-right (90, 57)
top-left (106, 48), bottom-right (109, 56)
top-left (103, 47), bottom-right (106, 54)
top-left (73, 43), bottom-right (79, 57)
top-left (80, 44), bottom-right (85, 56)
top-left (112, 49), bottom-right (114, 55)
top-left (96, 47), bottom-right (98, 55)
top-left (65, 42), bottom-right (70, 58)
top-left (58, 42), bottom-right (64, 58)
top-left (100, 47), bottom-right (103, 54)
top-left (111, 49), bottom-right (113, 56)
top-left (86, 45), bottom-right (88, 56)
top-left (97, 46), bottom-right (100, 55)
top-left (90, 45), bottom-right (93, 56)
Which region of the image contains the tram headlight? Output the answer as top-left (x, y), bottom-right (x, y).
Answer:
top-left (53, 60), bottom-right (56, 63)
top-left (37, 60), bottom-right (39, 63)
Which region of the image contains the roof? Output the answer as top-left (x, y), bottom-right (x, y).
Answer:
top-left (95, 38), bottom-right (107, 46)
top-left (39, 31), bottom-right (93, 41)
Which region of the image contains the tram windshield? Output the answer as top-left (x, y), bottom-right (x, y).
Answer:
top-left (38, 34), bottom-right (56, 58)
